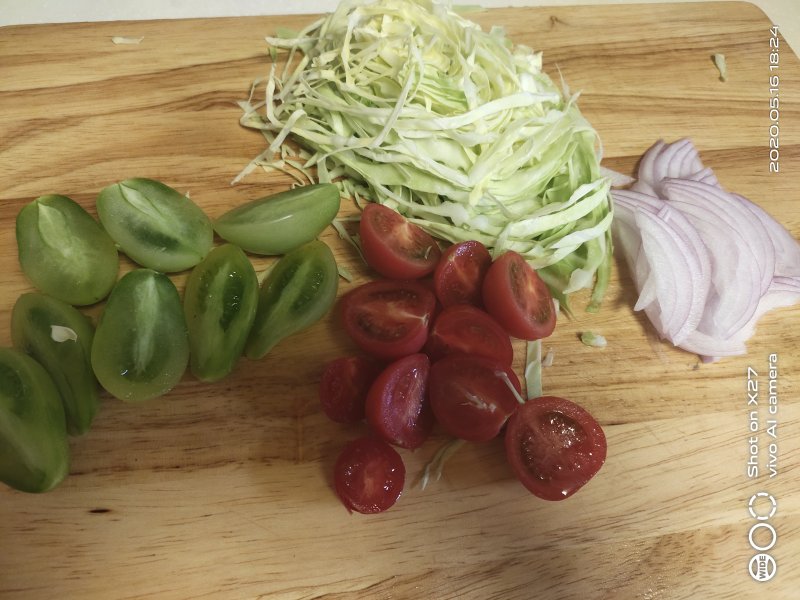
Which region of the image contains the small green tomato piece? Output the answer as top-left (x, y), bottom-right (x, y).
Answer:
top-left (96, 178), bottom-right (213, 272)
top-left (91, 269), bottom-right (189, 402)
top-left (214, 183), bottom-right (340, 255)
top-left (0, 348), bottom-right (69, 493)
top-left (184, 244), bottom-right (259, 382)
top-left (245, 240), bottom-right (338, 359)
top-left (11, 293), bottom-right (99, 436)
top-left (16, 195), bottom-right (119, 306)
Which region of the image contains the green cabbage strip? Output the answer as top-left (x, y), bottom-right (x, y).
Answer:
top-left (239, 0), bottom-right (613, 309)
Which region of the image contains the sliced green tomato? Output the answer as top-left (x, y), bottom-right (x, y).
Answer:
top-left (96, 178), bottom-right (213, 273)
top-left (11, 293), bottom-right (99, 436)
top-left (214, 183), bottom-right (340, 255)
top-left (16, 195), bottom-right (119, 306)
top-left (91, 269), bottom-right (189, 402)
top-left (245, 240), bottom-right (338, 359)
top-left (184, 244), bottom-right (259, 382)
top-left (0, 348), bottom-right (69, 493)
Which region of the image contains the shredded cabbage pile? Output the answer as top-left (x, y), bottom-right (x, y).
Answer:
top-left (238, 0), bottom-right (613, 311)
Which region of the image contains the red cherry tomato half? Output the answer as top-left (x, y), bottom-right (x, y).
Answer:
top-left (366, 353), bottom-right (432, 449)
top-left (428, 354), bottom-right (522, 443)
top-left (334, 436), bottom-right (406, 514)
top-left (433, 240), bottom-right (492, 308)
top-left (425, 304), bottom-right (514, 365)
top-left (482, 251), bottom-right (556, 340)
top-left (319, 356), bottom-right (382, 424)
top-left (505, 396), bottom-right (607, 501)
top-left (340, 279), bottom-right (436, 360)
top-left (359, 203), bottom-right (442, 279)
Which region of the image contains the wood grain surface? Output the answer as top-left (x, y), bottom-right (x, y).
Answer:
top-left (1, 3), bottom-right (799, 599)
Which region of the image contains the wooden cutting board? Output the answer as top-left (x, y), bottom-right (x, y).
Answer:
top-left (1, 3), bottom-right (799, 598)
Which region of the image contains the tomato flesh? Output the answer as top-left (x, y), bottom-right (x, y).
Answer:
top-left (359, 203), bottom-right (441, 279)
top-left (433, 240), bottom-right (492, 308)
top-left (425, 304), bottom-right (513, 365)
top-left (482, 251), bottom-right (556, 340)
top-left (366, 353), bottom-right (432, 449)
top-left (505, 396), bottom-right (606, 501)
top-left (334, 436), bottom-right (406, 514)
top-left (319, 356), bottom-right (382, 424)
top-left (428, 354), bottom-right (521, 442)
top-left (340, 280), bottom-right (435, 360)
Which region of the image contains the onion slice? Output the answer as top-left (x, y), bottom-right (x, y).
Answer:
top-left (612, 138), bottom-right (800, 361)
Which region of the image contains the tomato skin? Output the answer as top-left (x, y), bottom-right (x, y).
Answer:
top-left (505, 396), bottom-right (607, 501)
top-left (428, 354), bottom-right (521, 443)
top-left (366, 354), bottom-right (432, 450)
top-left (482, 251), bottom-right (556, 341)
top-left (433, 241), bottom-right (492, 308)
top-left (359, 203), bottom-right (441, 279)
top-left (340, 280), bottom-right (436, 360)
top-left (425, 305), bottom-right (513, 365)
top-left (319, 356), bottom-right (381, 424)
top-left (334, 436), bottom-right (406, 514)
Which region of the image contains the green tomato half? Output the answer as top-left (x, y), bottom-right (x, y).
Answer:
top-left (184, 244), bottom-right (259, 382)
top-left (91, 269), bottom-right (189, 402)
top-left (16, 194), bottom-right (119, 306)
top-left (214, 183), bottom-right (340, 255)
top-left (11, 293), bottom-right (99, 436)
top-left (0, 348), bottom-right (69, 493)
top-left (96, 178), bottom-right (213, 273)
top-left (245, 240), bottom-right (338, 359)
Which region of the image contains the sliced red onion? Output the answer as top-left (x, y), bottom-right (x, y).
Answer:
top-left (630, 180), bottom-right (657, 196)
top-left (599, 165), bottom-right (636, 188)
top-left (613, 191), bottom-right (710, 343)
top-left (663, 179), bottom-right (774, 297)
top-left (654, 138), bottom-right (698, 182)
top-left (660, 184), bottom-right (762, 339)
top-left (635, 139), bottom-right (666, 189)
top-left (686, 167), bottom-right (719, 187)
top-left (612, 137), bottom-right (800, 361)
top-left (771, 275), bottom-right (800, 293)
top-left (702, 281), bottom-right (800, 361)
top-left (636, 138), bottom-right (706, 195)
top-left (734, 193), bottom-right (800, 277)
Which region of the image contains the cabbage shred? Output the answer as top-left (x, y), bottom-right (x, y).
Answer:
top-left (239, 0), bottom-right (613, 311)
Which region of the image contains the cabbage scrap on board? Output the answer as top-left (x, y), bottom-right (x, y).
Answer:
top-left (238, 0), bottom-right (613, 311)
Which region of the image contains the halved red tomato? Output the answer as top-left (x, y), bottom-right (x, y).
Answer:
top-left (366, 353), bottom-right (432, 449)
top-left (359, 203), bottom-right (441, 279)
top-left (433, 240), bottom-right (491, 307)
top-left (424, 304), bottom-right (513, 365)
top-left (319, 356), bottom-right (382, 424)
top-left (428, 353), bottom-right (521, 443)
top-left (340, 280), bottom-right (436, 360)
top-left (482, 250), bottom-right (556, 340)
top-left (334, 436), bottom-right (406, 514)
top-left (505, 396), bottom-right (607, 501)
